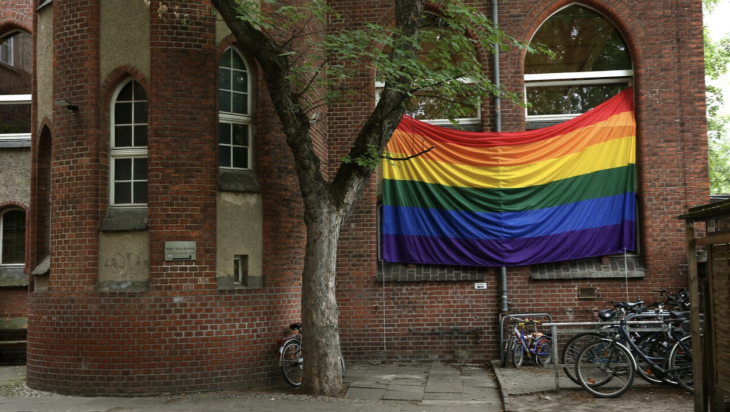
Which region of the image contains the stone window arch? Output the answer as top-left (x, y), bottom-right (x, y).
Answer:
top-left (524, 4), bottom-right (633, 128)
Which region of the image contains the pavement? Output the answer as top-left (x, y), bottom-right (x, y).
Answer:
top-left (0, 361), bottom-right (694, 412)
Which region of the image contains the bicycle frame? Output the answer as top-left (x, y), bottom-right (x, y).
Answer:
top-left (609, 313), bottom-right (692, 378)
top-left (513, 322), bottom-right (550, 362)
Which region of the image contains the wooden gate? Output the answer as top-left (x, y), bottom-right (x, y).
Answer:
top-left (680, 198), bottom-right (730, 412)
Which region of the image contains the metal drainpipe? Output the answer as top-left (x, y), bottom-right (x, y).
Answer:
top-left (493, 0), bottom-right (508, 315)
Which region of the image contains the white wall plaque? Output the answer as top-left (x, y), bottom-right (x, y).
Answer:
top-left (165, 241), bottom-right (197, 261)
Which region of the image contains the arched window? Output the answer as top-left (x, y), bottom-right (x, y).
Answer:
top-left (525, 5), bottom-right (633, 126)
top-left (0, 209), bottom-right (25, 265)
top-left (375, 13), bottom-right (480, 130)
top-left (111, 79), bottom-right (148, 205)
top-left (219, 47), bottom-right (252, 170)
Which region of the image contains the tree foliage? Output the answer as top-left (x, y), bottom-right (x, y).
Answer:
top-left (704, 1), bottom-right (730, 194)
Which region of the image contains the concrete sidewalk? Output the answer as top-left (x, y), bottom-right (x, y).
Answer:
top-left (0, 363), bottom-right (502, 412)
top-left (0, 361), bottom-right (695, 412)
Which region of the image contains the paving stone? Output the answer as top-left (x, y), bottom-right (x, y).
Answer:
top-left (382, 390), bottom-right (424, 401)
top-left (344, 387), bottom-right (386, 400)
top-left (387, 384), bottom-right (425, 393)
top-left (349, 381), bottom-right (389, 390)
top-left (423, 393), bottom-right (462, 401)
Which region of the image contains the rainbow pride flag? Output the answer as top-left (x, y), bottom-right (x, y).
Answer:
top-left (382, 88), bottom-right (636, 266)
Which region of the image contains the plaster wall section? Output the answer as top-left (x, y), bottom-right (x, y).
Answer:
top-left (0, 150), bottom-right (30, 204)
top-left (100, 0), bottom-right (150, 81)
top-left (97, 231), bottom-right (150, 291)
top-left (36, 8), bottom-right (53, 126)
top-left (216, 192), bottom-right (263, 288)
top-left (216, 17), bottom-right (232, 45)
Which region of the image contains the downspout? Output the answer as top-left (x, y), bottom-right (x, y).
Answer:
top-left (493, 0), bottom-right (508, 315)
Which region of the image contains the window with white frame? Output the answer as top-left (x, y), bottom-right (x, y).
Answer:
top-left (111, 79), bottom-right (148, 205)
top-left (524, 5), bottom-right (633, 125)
top-left (219, 47), bottom-right (252, 169)
top-left (0, 32), bottom-right (32, 139)
top-left (375, 13), bottom-right (480, 130)
top-left (0, 36), bottom-right (12, 66)
top-left (0, 209), bottom-right (25, 265)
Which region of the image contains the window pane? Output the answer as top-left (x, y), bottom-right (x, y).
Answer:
top-left (232, 92), bottom-right (247, 114)
top-left (219, 68), bottom-right (231, 91)
top-left (232, 124), bottom-right (248, 146)
top-left (404, 90), bottom-right (478, 120)
top-left (232, 147), bottom-right (248, 169)
top-left (219, 123), bottom-right (231, 144)
top-left (115, 158), bottom-right (132, 180)
top-left (134, 125), bottom-right (148, 147)
top-left (134, 101), bottom-right (148, 124)
top-left (114, 182), bottom-right (132, 204)
top-left (232, 72), bottom-right (247, 93)
top-left (115, 126), bottom-right (132, 147)
top-left (0, 104), bottom-right (31, 134)
top-left (526, 83), bottom-right (628, 115)
top-left (133, 182), bottom-right (148, 204)
top-left (525, 5), bottom-right (631, 74)
top-left (1, 210), bottom-right (25, 264)
top-left (118, 82), bottom-right (133, 101)
top-left (134, 81), bottom-right (147, 100)
top-left (219, 90), bottom-right (231, 112)
top-left (133, 158), bottom-right (148, 180)
top-left (233, 258), bottom-right (241, 284)
top-left (220, 145), bottom-right (231, 167)
top-left (115, 102), bottom-right (132, 124)
top-left (221, 48), bottom-right (232, 68)
top-left (231, 50), bottom-right (244, 70)
top-left (0, 33), bottom-right (31, 91)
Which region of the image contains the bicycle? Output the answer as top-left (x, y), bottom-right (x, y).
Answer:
top-left (277, 322), bottom-right (346, 387)
top-left (574, 308), bottom-right (694, 398)
top-left (561, 288), bottom-right (690, 386)
top-left (510, 318), bottom-right (552, 368)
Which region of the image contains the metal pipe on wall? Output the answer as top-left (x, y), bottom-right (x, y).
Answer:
top-left (493, 0), bottom-right (508, 314)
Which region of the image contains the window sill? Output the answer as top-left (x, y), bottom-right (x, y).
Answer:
top-left (100, 207), bottom-right (148, 232)
top-left (530, 256), bottom-right (645, 280)
top-left (376, 261), bottom-right (486, 283)
top-left (0, 265), bottom-right (28, 287)
top-left (219, 169), bottom-right (260, 193)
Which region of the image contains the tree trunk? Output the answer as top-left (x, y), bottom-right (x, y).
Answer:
top-left (300, 201), bottom-right (346, 395)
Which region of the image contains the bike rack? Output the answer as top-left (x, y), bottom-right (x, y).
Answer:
top-left (541, 319), bottom-right (685, 392)
top-left (499, 312), bottom-right (553, 367)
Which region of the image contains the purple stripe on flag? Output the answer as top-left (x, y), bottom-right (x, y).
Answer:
top-left (382, 222), bottom-right (635, 267)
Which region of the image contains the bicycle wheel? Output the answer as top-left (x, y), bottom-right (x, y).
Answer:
top-left (281, 340), bottom-right (303, 387)
top-left (668, 335), bottom-right (693, 393)
top-left (561, 332), bottom-right (606, 385)
top-left (502, 335), bottom-right (515, 367)
top-left (535, 337), bottom-right (552, 366)
top-left (576, 340), bottom-right (635, 398)
top-left (512, 341), bottom-right (525, 368)
top-left (633, 332), bottom-right (675, 385)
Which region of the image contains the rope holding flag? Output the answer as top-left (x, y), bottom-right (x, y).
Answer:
top-left (382, 88), bottom-right (636, 267)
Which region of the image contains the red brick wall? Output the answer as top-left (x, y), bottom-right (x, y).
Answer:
top-left (0, 288), bottom-right (27, 318)
top-left (23, 0), bottom-right (710, 395)
top-left (26, 0), bottom-right (305, 395)
top-left (334, 0), bottom-right (709, 363)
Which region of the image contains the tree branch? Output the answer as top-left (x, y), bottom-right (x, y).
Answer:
top-left (381, 145), bottom-right (435, 160)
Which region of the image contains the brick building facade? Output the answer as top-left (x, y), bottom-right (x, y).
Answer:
top-left (0, 0), bottom-right (709, 396)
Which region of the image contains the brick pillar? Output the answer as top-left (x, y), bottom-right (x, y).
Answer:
top-left (148, 1), bottom-right (218, 290)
